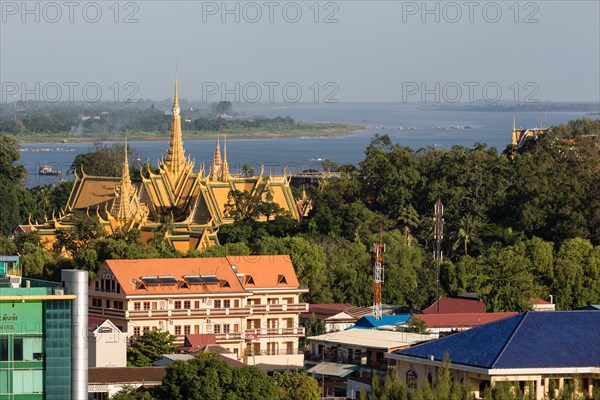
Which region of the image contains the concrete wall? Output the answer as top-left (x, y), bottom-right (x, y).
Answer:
top-left (88, 329), bottom-right (127, 367)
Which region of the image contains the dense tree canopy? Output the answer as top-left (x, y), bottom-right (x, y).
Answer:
top-left (1, 118), bottom-right (599, 313)
top-left (127, 330), bottom-right (178, 367)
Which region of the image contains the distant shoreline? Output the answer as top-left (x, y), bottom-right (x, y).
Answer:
top-left (12, 125), bottom-right (362, 144)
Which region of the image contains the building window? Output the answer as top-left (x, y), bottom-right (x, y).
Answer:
top-left (407, 370), bottom-right (418, 389)
top-left (223, 324), bottom-right (230, 333)
top-left (117, 283), bottom-right (121, 294)
top-left (95, 280), bottom-right (99, 291)
top-left (11, 370), bottom-right (43, 394)
top-left (427, 373), bottom-right (433, 386)
top-left (214, 324), bottom-right (221, 334)
top-left (105, 299), bottom-right (111, 309)
top-left (134, 302), bottom-right (141, 311)
top-left (0, 369), bottom-right (8, 394)
top-left (174, 301), bottom-right (182, 310)
top-left (100, 279), bottom-right (105, 291)
top-left (194, 301), bottom-right (200, 308)
top-left (133, 327), bottom-right (140, 336)
top-left (0, 337), bottom-right (8, 361)
top-left (143, 302), bottom-right (150, 310)
top-left (234, 299), bottom-right (239, 307)
top-left (175, 326), bottom-right (182, 335)
top-left (143, 327), bottom-right (150, 333)
top-left (214, 300), bottom-right (221, 308)
top-left (184, 301), bottom-right (191, 309)
top-left (224, 300), bottom-right (230, 308)
top-left (184, 325), bottom-right (191, 335)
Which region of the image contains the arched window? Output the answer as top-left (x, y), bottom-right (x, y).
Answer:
top-left (427, 372), bottom-right (433, 386)
top-left (406, 370), bottom-right (418, 389)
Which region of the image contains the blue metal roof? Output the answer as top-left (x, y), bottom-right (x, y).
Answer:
top-left (351, 314), bottom-right (411, 329)
top-left (395, 311), bottom-right (600, 369)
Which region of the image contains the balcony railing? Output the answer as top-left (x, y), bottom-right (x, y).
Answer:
top-left (245, 348), bottom-right (303, 357)
top-left (214, 332), bottom-right (243, 341)
top-left (250, 303), bottom-right (308, 313)
top-left (92, 303), bottom-right (306, 319)
top-left (243, 327), bottom-right (305, 338)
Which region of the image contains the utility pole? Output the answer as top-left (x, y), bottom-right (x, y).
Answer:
top-left (433, 199), bottom-right (444, 314)
top-left (372, 225), bottom-right (385, 320)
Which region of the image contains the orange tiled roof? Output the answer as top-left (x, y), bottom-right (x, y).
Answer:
top-left (101, 258), bottom-right (246, 295)
top-left (226, 255), bottom-right (301, 289)
top-left (98, 255), bottom-right (303, 296)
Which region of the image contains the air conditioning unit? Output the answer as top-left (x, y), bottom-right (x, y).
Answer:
top-left (169, 320), bottom-right (173, 325)
top-left (207, 319), bottom-right (212, 323)
top-left (159, 320), bottom-right (164, 325)
top-left (168, 300), bottom-right (173, 304)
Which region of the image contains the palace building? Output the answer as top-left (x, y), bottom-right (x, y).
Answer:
top-left (25, 78), bottom-right (301, 253)
top-left (88, 255), bottom-right (308, 371)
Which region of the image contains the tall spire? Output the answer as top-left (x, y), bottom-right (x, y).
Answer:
top-left (111, 137), bottom-right (135, 221)
top-left (210, 134), bottom-right (223, 181)
top-left (122, 136), bottom-right (131, 184)
top-left (222, 134), bottom-right (230, 181)
top-left (511, 117), bottom-right (518, 147)
top-left (164, 74), bottom-right (186, 179)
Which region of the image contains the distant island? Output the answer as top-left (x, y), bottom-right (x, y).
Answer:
top-left (0, 100), bottom-right (358, 142)
top-left (419, 100), bottom-right (600, 112)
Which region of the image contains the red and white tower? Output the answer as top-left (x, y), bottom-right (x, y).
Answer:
top-left (372, 228), bottom-right (385, 320)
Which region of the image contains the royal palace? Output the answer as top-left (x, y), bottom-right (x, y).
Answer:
top-left (24, 78), bottom-right (304, 252)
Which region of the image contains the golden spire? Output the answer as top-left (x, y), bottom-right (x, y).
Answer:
top-left (511, 117), bottom-right (518, 146)
top-left (164, 75), bottom-right (186, 177)
top-left (221, 134), bottom-right (230, 181)
top-left (210, 134), bottom-right (223, 181)
top-left (111, 137), bottom-right (135, 221)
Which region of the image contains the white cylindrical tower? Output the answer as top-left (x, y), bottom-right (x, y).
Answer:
top-left (61, 269), bottom-right (88, 400)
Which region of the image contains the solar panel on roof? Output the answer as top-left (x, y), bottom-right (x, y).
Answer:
top-left (141, 276), bottom-right (161, 286)
top-left (183, 275), bottom-right (220, 284)
top-left (159, 276), bottom-right (178, 285)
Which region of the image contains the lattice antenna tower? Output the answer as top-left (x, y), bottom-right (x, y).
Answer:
top-left (433, 199), bottom-right (444, 314)
top-left (373, 226), bottom-right (385, 320)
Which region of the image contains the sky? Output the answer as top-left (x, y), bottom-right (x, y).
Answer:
top-left (1, 0), bottom-right (599, 103)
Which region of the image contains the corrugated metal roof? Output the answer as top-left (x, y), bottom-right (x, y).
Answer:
top-left (307, 362), bottom-right (360, 377)
top-left (308, 329), bottom-right (434, 350)
top-left (396, 311), bottom-right (600, 369)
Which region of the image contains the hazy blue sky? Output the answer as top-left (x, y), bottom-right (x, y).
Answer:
top-left (1, 0), bottom-right (599, 103)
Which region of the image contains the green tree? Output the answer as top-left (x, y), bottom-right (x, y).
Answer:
top-left (0, 176), bottom-right (20, 236)
top-left (160, 353), bottom-right (278, 400)
top-left (110, 385), bottom-right (156, 400)
top-left (553, 238), bottom-right (600, 309)
top-left (70, 142), bottom-right (145, 178)
top-left (0, 134), bottom-right (26, 185)
top-left (228, 365), bottom-right (278, 400)
top-left (127, 330), bottom-right (178, 367)
top-left (274, 371), bottom-right (321, 400)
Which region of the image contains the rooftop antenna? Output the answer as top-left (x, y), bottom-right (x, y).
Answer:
top-left (372, 225), bottom-right (385, 320)
top-left (433, 199), bottom-right (444, 314)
